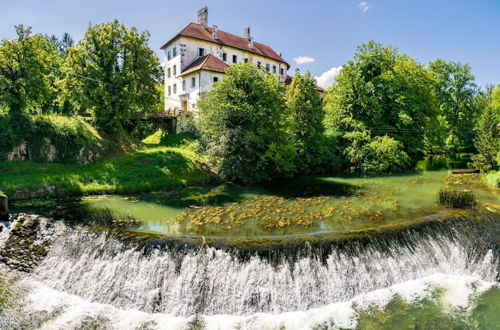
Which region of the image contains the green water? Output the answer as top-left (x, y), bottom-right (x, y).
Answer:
top-left (80, 170), bottom-right (499, 237)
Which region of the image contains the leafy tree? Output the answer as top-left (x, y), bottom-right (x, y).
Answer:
top-left (0, 25), bottom-right (54, 124)
top-left (469, 85), bottom-right (500, 171)
top-left (197, 63), bottom-right (296, 183)
top-left (324, 41), bottom-right (435, 172)
top-left (428, 59), bottom-right (479, 154)
top-left (286, 71), bottom-right (333, 173)
top-left (58, 20), bottom-right (162, 133)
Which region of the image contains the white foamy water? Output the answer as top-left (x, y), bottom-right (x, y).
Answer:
top-left (23, 273), bottom-right (497, 330)
top-left (30, 224), bottom-right (498, 317)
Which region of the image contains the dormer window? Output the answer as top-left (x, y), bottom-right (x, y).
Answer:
top-left (198, 48), bottom-right (206, 57)
top-left (222, 53), bottom-right (227, 62)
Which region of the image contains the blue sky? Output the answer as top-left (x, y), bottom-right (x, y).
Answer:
top-left (1, 0), bottom-right (499, 87)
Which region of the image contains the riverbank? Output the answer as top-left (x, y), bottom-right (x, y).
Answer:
top-left (0, 135), bottom-right (214, 200)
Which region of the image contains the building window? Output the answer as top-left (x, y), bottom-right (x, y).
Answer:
top-left (198, 48), bottom-right (205, 56)
top-left (167, 67), bottom-right (171, 78)
top-left (273, 65), bottom-right (277, 74)
top-left (233, 55), bottom-right (237, 63)
top-left (173, 84), bottom-right (177, 94)
top-left (191, 77), bottom-right (196, 87)
top-left (213, 76), bottom-right (219, 83)
top-left (168, 86), bottom-right (171, 96)
top-left (182, 80), bottom-right (186, 91)
top-left (173, 65), bottom-right (176, 76)
top-left (244, 58), bottom-right (248, 63)
top-left (257, 61), bottom-right (261, 67)
top-left (265, 64), bottom-right (270, 72)
top-left (167, 51), bottom-right (171, 60)
top-left (173, 47), bottom-right (177, 57)
top-left (280, 68), bottom-right (284, 75)
top-left (222, 53), bottom-right (227, 62)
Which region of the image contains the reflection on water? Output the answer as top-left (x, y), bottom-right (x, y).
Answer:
top-left (79, 170), bottom-right (499, 238)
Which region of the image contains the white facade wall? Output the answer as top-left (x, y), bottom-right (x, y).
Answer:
top-left (163, 36), bottom-right (288, 114)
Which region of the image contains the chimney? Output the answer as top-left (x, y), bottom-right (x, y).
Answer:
top-left (248, 37), bottom-right (254, 49)
top-left (243, 26), bottom-right (251, 39)
top-left (212, 25), bottom-right (218, 40)
top-left (197, 6), bottom-right (208, 28)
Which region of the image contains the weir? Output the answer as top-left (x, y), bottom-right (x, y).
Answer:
top-left (27, 214), bottom-right (499, 316)
top-left (0, 212), bottom-right (499, 329)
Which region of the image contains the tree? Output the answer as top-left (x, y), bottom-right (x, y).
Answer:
top-left (324, 41), bottom-right (435, 171)
top-left (285, 71), bottom-right (332, 173)
top-left (469, 85), bottom-right (500, 171)
top-left (197, 63), bottom-right (296, 183)
top-left (428, 59), bottom-right (479, 154)
top-left (59, 20), bottom-right (162, 133)
top-left (0, 25), bottom-right (54, 124)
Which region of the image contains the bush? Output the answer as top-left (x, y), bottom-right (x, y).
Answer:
top-left (0, 112), bottom-right (16, 161)
top-left (437, 189), bottom-right (477, 209)
top-left (0, 114), bottom-right (104, 163)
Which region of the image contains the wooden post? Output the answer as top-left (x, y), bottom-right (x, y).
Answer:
top-left (0, 195), bottom-right (8, 220)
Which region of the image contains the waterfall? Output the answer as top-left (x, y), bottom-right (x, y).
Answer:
top-left (30, 216), bottom-right (498, 318)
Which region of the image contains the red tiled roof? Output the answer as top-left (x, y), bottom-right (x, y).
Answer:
top-left (180, 54), bottom-right (229, 76)
top-left (162, 23), bottom-right (289, 68)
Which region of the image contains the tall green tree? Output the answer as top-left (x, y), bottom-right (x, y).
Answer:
top-left (428, 59), bottom-right (479, 154)
top-left (0, 25), bottom-right (54, 123)
top-left (197, 63), bottom-right (296, 183)
top-left (58, 20), bottom-right (162, 133)
top-left (324, 41), bottom-right (435, 172)
top-left (469, 85), bottom-right (500, 171)
top-left (286, 71), bottom-right (332, 173)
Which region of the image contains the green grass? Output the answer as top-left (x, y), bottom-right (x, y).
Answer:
top-left (0, 134), bottom-right (214, 199)
top-left (437, 189), bottom-right (477, 209)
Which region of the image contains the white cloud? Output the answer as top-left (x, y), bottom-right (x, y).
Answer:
top-left (293, 56), bottom-right (315, 64)
top-left (314, 66), bottom-right (342, 89)
top-left (358, 1), bottom-right (371, 12)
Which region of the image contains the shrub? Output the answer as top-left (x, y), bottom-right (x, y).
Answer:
top-left (0, 114), bottom-right (104, 163)
top-left (437, 189), bottom-right (477, 209)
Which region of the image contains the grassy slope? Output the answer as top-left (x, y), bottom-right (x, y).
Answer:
top-left (0, 132), bottom-right (213, 199)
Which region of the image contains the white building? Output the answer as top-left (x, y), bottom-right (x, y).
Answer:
top-left (160, 7), bottom-right (289, 130)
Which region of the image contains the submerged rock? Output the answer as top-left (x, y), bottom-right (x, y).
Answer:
top-left (0, 214), bottom-right (62, 272)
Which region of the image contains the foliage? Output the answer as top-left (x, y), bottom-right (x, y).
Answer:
top-left (428, 59), bottom-right (479, 154)
top-left (0, 26), bottom-right (56, 124)
top-left (0, 137), bottom-right (211, 198)
top-left (468, 86), bottom-right (499, 172)
top-left (58, 20), bottom-right (162, 134)
top-left (342, 131), bottom-right (410, 173)
top-left (0, 114), bottom-right (104, 163)
top-left (437, 189), bottom-right (477, 209)
top-left (197, 63), bottom-right (296, 183)
top-left (324, 41), bottom-right (436, 173)
top-left (285, 71), bottom-right (335, 173)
